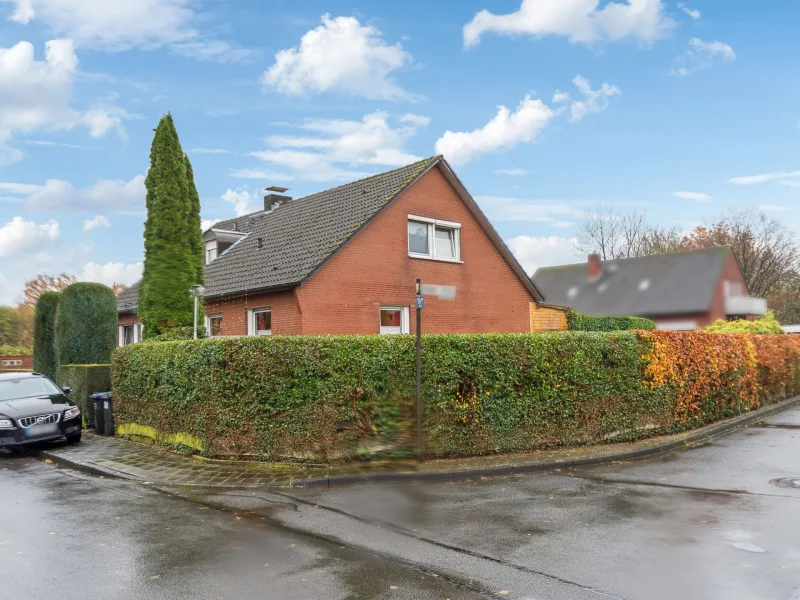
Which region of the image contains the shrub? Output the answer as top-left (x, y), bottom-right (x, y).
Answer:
top-left (57, 364), bottom-right (111, 427)
top-left (705, 310), bottom-right (785, 334)
top-left (54, 283), bottom-right (118, 367)
top-left (33, 291), bottom-right (60, 379)
top-left (151, 325), bottom-right (206, 341)
top-left (0, 345), bottom-right (32, 356)
top-left (567, 311), bottom-right (656, 332)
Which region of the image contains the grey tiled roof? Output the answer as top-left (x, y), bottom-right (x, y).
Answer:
top-left (532, 247), bottom-right (732, 317)
top-left (116, 281), bottom-right (140, 314)
top-left (203, 156), bottom-right (439, 298)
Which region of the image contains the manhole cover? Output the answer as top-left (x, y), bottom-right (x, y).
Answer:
top-left (769, 478), bottom-right (800, 489)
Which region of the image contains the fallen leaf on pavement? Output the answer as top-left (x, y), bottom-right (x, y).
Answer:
top-left (150, 575), bottom-right (160, 580)
top-left (498, 591), bottom-right (509, 596)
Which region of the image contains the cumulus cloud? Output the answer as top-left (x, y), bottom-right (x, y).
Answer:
top-left (729, 170), bottom-right (800, 186)
top-left (83, 215), bottom-right (110, 231)
top-left (23, 175), bottom-right (145, 212)
top-left (463, 0), bottom-right (675, 48)
top-left (201, 218), bottom-right (221, 231)
top-left (1, 0), bottom-right (250, 62)
top-left (435, 76), bottom-right (619, 165)
top-left (80, 261), bottom-right (143, 287)
top-left (0, 215), bottom-right (59, 259)
top-left (678, 3), bottom-right (701, 19)
top-left (671, 38), bottom-right (736, 76)
top-left (243, 111), bottom-right (429, 182)
top-left (0, 39), bottom-right (129, 162)
top-left (476, 196), bottom-right (581, 225)
top-left (495, 168), bottom-right (529, 176)
top-left (262, 14), bottom-right (415, 100)
top-left (221, 189), bottom-right (259, 217)
top-left (506, 235), bottom-right (579, 275)
top-left (673, 191), bottom-right (712, 202)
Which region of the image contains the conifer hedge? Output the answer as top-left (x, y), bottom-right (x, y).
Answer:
top-left (567, 311), bottom-right (656, 332)
top-left (33, 291), bottom-right (60, 380)
top-left (112, 331), bottom-right (800, 461)
top-left (54, 283), bottom-right (117, 368)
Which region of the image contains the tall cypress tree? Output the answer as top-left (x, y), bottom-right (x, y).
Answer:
top-left (138, 114), bottom-right (194, 338)
top-left (185, 155), bottom-right (205, 287)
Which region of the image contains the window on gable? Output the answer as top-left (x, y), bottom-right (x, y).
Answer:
top-left (407, 216), bottom-right (461, 262)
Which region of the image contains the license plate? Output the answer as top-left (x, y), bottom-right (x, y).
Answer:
top-left (24, 423), bottom-right (58, 438)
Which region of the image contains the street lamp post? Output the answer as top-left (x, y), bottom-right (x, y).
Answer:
top-left (189, 285), bottom-right (206, 340)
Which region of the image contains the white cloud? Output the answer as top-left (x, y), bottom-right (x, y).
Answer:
top-left (463, 0), bottom-right (675, 48)
top-left (24, 175), bottom-right (145, 212)
top-left (230, 168), bottom-right (293, 180)
top-left (79, 261), bottom-right (142, 287)
top-left (246, 111), bottom-right (428, 182)
top-left (0, 216), bottom-right (59, 259)
top-left (495, 168), bottom-right (529, 176)
top-left (262, 14), bottom-right (415, 100)
top-left (758, 204), bottom-right (788, 212)
top-left (2, 0), bottom-right (249, 62)
top-left (83, 215), bottom-right (110, 231)
top-left (201, 218), bottom-right (221, 231)
top-left (671, 38), bottom-right (736, 76)
top-left (568, 75), bottom-right (621, 122)
top-left (729, 170), bottom-right (800, 185)
top-left (435, 96), bottom-right (554, 166)
top-left (781, 180), bottom-right (800, 188)
top-left (435, 76), bottom-right (618, 165)
top-left (0, 39), bottom-right (128, 162)
top-left (673, 191), bottom-right (712, 202)
top-left (506, 235), bottom-right (579, 275)
top-left (191, 148), bottom-right (231, 155)
top-left (475, 196), bottom-right (582, 224)
top-left (0, 182), bottom-right (40, 194)
top-left (678, 3), bottom-right (701, 19)
top-left (221, 189), bottom-right (259, 217)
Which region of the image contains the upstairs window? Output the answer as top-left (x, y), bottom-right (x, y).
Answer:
top-left (407, 216), bottom-right (461, 262)
top-left (205, 247), bottom-right (218, 265)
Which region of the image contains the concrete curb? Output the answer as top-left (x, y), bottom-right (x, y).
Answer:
top-left (42, 396), bottom-right (800, 488)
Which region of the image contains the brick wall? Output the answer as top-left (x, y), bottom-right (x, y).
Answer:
top-left (530, 303), bottom-right (567, 332)
top-left (204, 289), bottom-right (302, 336)
top-left (296, 166), bottom-right (535, 334)
top-left (0, 355), bottom-right (33, 370)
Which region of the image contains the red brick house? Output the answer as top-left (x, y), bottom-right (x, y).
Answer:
top-left (532, 248), bottom-right (767, 330)
top-left (0, 355), bottom-right (33, 371)
top-left (117, 156), bottom-right (545, 342)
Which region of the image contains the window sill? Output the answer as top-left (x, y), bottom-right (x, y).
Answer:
top-left (408, 254), bottom-right (463, 264)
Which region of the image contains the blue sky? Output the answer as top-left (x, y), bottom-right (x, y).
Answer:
top-left (1, 0), bottom-right (798, 304)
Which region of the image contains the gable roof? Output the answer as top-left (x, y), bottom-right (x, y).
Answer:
top-left (118, 156), bottom-right (542, 313)
top-left (117, 281), bottom-right (139, 314)
top-left (532, 247), bottom-right (733, 317)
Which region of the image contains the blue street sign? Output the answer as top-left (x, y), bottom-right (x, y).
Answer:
top-left (416, 295), bottom-right (424, 310)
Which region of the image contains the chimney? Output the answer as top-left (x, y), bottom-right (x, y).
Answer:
top-left (264, 186), bottom-right (291, 211)
top-left (587, 254), bottom-right (602, 281)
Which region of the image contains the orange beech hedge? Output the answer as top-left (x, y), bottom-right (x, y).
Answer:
top-left (640, 331), bottom-right (800, 426)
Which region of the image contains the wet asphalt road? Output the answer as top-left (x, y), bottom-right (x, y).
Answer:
top-left (3, 404), bottom-right (800, 600)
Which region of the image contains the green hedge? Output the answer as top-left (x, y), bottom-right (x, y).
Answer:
top-left (33, 291), bottom-right (60, 379)
top-left (0, 345), bottom-right (32, 356)
top-left (58, 364), bottom-right (111, 427)
top-left (567, 311), bottom-right (656, 332)
top-left (54, 283), bottom-right (118, 366)
top-left (151, 325), bottom-right (207, 341)
top-left (113, 333), bottom-right (675, 460)
top-left (705, 310), bottom-right (784, 334)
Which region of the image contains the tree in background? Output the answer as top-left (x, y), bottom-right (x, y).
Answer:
top-left (0, 305), bottom-right (33, 348)
top-left (111, 283), bottom-right (127, 295)
top-left (575, 206), bottom-right (682, 260)
top-left (23, 273), bottom-right (76, 307)
top-left (54, 283), bottom-right (117, 367)
top-left (138, 114), bottom-right (198, 338)
top-left (33, 291), bottom-right (61, 379)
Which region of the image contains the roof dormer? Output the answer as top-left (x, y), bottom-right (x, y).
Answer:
top-left (203, 228), bottom-right (247, 264)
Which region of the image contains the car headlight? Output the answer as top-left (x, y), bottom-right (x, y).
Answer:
top-left (63, 406), bottom-right (81, 420)
top-left (0, 417), bottom-right (13, 429)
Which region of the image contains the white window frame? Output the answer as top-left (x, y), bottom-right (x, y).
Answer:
top-left (118, 324), bottom-right (142, 347)
top-left (248, 307), bottom-right (272, 336)
top-left (206, 313), bottom-right (223, 338)
top-left (407, 215), bottom-right (462, 263)
top-left (205, 240), bottom-right (218, 265)
top-left (379, 306), bottom-right (410, 335)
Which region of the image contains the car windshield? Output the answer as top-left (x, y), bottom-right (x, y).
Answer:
top-left (0, 377), bottom-right (62, 402)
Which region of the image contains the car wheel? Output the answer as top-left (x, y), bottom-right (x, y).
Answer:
top-left (66, 433), bottom-right (82, 445)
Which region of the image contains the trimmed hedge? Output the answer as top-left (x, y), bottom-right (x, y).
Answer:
top-left (705, 310), bottom-right (784, 334)
top-left (152, 325), bottom-right (206, 341)
top-left (33, 291), bottom-right (60, 380)
top-left (58, 364), bottom-right (111, 427)
top-left (567, 311), bottom-right (656, 332)
top-left (112, 332), bottom-right (800, 461)
top-left (54, 283), bottom-right (118, 367)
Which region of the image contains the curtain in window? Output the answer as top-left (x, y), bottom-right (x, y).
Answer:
top-left (434, 227), bottom-right (455, 259)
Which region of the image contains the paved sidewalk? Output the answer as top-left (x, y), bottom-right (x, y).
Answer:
top-left (41, 396), bottom-right (800, 488)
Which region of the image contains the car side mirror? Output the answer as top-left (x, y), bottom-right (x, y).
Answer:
top-left (62, 386), bottom-right (72, 394)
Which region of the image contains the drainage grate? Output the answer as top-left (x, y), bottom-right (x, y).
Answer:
top-left (769, 478), bottom-right (800, 490)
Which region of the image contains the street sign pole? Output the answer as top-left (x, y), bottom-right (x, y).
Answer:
top-left (415, 278), bottom-right (423, 463)
top-left (193, 295), bottom-right (198, 340)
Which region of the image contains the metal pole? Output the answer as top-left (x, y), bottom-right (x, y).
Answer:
top-left (416, 278), bottom-right (423, 463)
top-left (193, 294), bottom-right (198, 340)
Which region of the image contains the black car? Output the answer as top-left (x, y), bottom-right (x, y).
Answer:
top-left (0, 372), bottom-right (82, 449)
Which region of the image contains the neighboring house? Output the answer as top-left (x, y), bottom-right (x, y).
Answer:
top-left (532, 248), bottom-right (767, 330)
top-left (117, 156), bottom-right (546, 343)
top-left (0, 355), bottom-right (33, 371)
